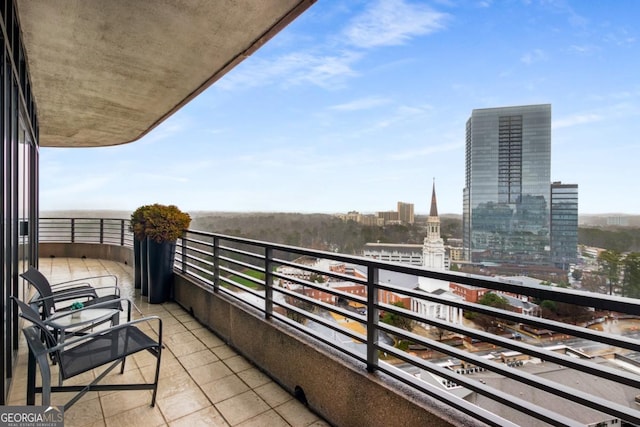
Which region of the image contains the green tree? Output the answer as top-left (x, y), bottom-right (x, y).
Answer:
top-left (381, 301), bottom-right (414, 332)
top-left (478, 292), bottom-right (509, 309)
top-left (623, 252), bottom-right (640, 298)
top-left (571, 269), bottom-right (583, 281)
top-left (470, 293), bottom-right (509, 332)
top-left (598, 250), bottom-right (622, 295)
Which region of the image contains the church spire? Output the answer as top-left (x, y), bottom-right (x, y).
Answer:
top-left (429, 179), bottom-right (438, 218)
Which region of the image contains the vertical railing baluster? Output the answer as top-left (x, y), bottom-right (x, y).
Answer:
top-left (181, 234), bottom-right (187, 273)
top-left (265, 246), bottom-right (273, 319)
top-left (213, 236), bottom-right (219, 293)
top-left (120, 219), bottom-right (125, 246)
top-left (99, 219), bottom-right (104, 244)
top-left (366, 264), bottom-right (379, 373)
top-left (70, 218), bottom-right (75, 243)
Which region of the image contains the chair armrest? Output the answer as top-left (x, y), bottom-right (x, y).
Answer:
top-left (48, 282), bottom-right (92, 290)
top-left (48, 315), bottom-right (163, 353)
top-left (52, 274), bottom-right (118, 288)
top-left (30, 291), bottom-right (96, 305)
top-left (47, 297), bottom-right (135, 323)
top-left (31, 286), bottom-right (120, 304)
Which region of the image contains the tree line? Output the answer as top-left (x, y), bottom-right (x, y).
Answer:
top-left (191, 213), bottom-right (462, 255)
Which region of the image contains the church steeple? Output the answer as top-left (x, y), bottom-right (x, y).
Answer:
top-left (421, 178), bottom-right (447, 292)
top-left (429, 179), bottom-right (438, 218)
top-left (426, 179), bottom-right (441, 241)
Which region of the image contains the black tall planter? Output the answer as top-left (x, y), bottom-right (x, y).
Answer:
top-left (140, 238), bottom-right (149, 296)
top-left (147, 239), bottom-right (176, 304)
top-left (134, 239), bottom-right (142, 289)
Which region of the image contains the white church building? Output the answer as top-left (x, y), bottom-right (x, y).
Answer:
top-left (364, 182), bottom-right (464, 328)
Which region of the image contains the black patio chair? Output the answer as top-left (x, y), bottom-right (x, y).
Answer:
top-left (13, 297), bottom-right (162, 410)
top-left (21, 267), bottom-right (122, 320)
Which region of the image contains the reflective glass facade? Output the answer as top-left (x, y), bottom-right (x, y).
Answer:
top-left (550, 182), bottom-right (578, 269)
top-left (463, 105), bottom-right (551, 265)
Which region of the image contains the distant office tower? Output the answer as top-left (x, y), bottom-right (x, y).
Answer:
top-left (397, 202), bottom-right (415, 224)
top-left (463, 104), bottom-right (552, 265)
top-left (550, 182), bottom-right (578, 269)
top-left (378, 210), bottom-right (400, 224)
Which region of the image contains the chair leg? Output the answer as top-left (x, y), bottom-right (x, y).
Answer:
top-left (27, 350), bottom-right (37, 405)
top-left (150, 347), bottom-right (162, 407)
top-left (38, 355), bottom-right (53, 407)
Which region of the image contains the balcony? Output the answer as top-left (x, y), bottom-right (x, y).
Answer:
top-left (13, 217), bottom-right (640, 426)
top-left (9, 256), bottom-right (328, 427)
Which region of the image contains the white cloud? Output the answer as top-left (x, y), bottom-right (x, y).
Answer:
top-left (343, 0), bottom-right (449, 49)
top-left (217, 51), bottom-right (361, 91)
top-left (553, 113), bottom-right (602, 129)
top-left (391, 141), bottom-right (462, 160)
top-left (603, 29), bottom-right (636, 46)
top-left (328, 96), bottom-right (391, 111)
top-left (569, 44), bottom-right (598, 55)
top-left (520, 49), bottom-right (547, 65)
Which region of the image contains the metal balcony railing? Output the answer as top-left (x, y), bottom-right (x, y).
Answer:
top-left (39, 217), bottom-right (640, 427)
top-left (39, 217), bottom-right (134, 247)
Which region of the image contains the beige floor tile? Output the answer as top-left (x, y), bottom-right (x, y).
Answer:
top-left (163, 331), bottom-right (206, 354)
top-left (253, 381), bottom-right (294, 408)
top-left (155, 370), bottom-right (198, 400)
top-left (223, 355), bottom-right (252, 373)
top-left (214, 390), bottom-right (270, 426)
top-left (197, 333), bottom-right (226, 349)
top-left (163, 322), bottom-right (189, 337)
top-left (173, 313), bottom-right (194, 323)
top-left (62, 395), bottom-right (104, 427)
top-left (100, 389), bottom-right (153, 418)
top-left (168, 340), bottom-right (208, 357)
top-left (188, 361), bottom-right (234, 387)
top-left (140, 356), bottom-right (182, 383)
top-left (306, 420), bottom-right (332, 427)
top-left (236, 368), bottom-right (271, 389)
top-left (182, 320), bottom-right (202, 331)
top-left (212, 345), bottom-right (238, 360)
top-left (275, 399), bottom-right (321, 427)
top-left (200, 374), bottom-right (250, 404)
top-left (236, 409), bottom-right (290, 427)
top-left (158, 387), bottom-right (211, 422)
top-left (50, 390), bottom-right (101, 409)
top-left (178, 349), bottom-right (219, 370)
top-left (78, 418), bottom-right (107, 427)
top-left (98, 366), bottom-right (146, 387)
top-left (132, 347), bottom-right (161, 368)
top-left (168, 406), bottom-right (229, 427)
top-left (105, 404), bottom-right (166, 427)
top-left (164, 329), bottom-right (196, 346)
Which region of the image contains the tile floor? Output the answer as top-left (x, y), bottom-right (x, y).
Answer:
top-left (8, 257), bottom-right (330, 427)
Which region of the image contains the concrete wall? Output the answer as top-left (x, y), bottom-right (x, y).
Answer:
top-left (39, 242), bottom-right (133, 266)
top-left (173, 273), bottom-right (485, 427)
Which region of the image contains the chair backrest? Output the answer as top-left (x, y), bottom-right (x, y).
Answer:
top-left (20, 267), bottom-right (55, 318)
top-left (11, 296), bottom-right (59, 357)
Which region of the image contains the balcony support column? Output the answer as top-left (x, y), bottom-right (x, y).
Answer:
top-left (213, 236), bottom-right (220, 293)
top-left (265, 247), bottom-right (273, 319)
top-left (366, 265), bottom-right (379, 373)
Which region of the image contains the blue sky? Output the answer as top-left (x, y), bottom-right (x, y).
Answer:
top-left (40, 0), bottom-right (640, 215)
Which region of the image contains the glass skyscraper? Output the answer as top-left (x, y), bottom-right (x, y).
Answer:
top-left (550, 182), bottom-right (579, 269)
top-left (463, 104), bottom-right (552, 265)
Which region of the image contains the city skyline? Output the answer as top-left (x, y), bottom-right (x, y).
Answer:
top-left (40, 1), bottom-right (640, 215)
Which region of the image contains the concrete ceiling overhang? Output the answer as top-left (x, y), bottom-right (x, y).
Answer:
top-left (16, 0), bottom-right (315, 147)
